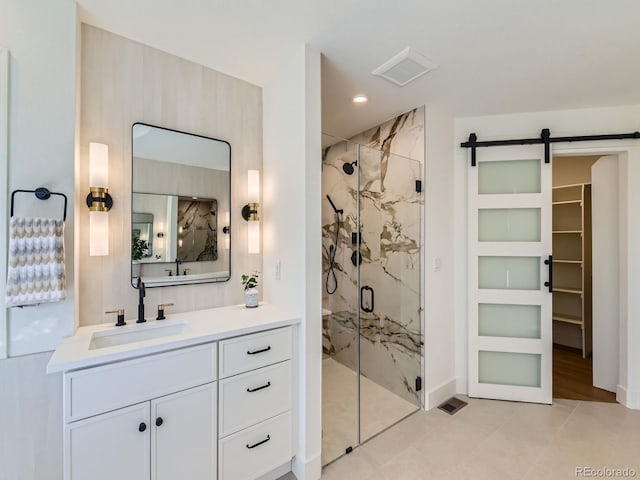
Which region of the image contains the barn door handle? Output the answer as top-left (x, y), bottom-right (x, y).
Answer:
top-left (544, 255), bottom-right (553, 293)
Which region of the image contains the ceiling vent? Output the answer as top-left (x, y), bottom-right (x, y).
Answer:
top-left (372, 48), bottom-right (438, 87)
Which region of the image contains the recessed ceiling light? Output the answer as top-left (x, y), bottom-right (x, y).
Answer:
top-left (352, 95), bottom-right (368, 104)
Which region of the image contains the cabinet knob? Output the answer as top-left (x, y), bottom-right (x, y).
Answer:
top-left (138, 422), bottom-right (147, 432)
top-left (155, 417), bottom-right (164, 427)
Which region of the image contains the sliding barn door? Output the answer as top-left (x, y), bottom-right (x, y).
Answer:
top-left (468, 146), bottom-right (552, 404)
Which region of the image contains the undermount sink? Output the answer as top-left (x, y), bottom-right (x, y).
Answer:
top-left (89, 321), bottom-right (190, 350)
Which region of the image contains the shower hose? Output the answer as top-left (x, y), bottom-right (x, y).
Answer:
top-left (325, 211), bottom-right (342, 295)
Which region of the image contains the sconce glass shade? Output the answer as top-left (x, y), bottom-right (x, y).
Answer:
top-left (247, 170), bottom-right (260, 204)
top-left (247, 220), bottom-right (260, 254)
top-left (89, 142), bottom-right (109, 188)
top-left (89, 210), bottom-right (109, 256)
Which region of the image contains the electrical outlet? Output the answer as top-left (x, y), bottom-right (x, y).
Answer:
top-left (275, 260), bottom-right (281, 280)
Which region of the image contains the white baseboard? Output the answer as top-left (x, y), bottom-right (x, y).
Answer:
top-left (425, 378), bottom-right (457, 410)
top-left (292, 452), bottom-right (321, 480)
top-left (617, 384), bottom-right (640, 410)
top-left (455, 376), bottom-right (467, 395)
top-left (257, 461), bottom-right (292, 480)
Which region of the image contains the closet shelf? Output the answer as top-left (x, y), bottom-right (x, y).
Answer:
top-left (553, 287), bottom-right (583, 295)
top-left (552, 200), bottom-right (582, 206)
top-left (552, 183), bottom-right (587, 190)
top-left (552, 182), bottom-right (591, 358)
top-left (553, 314), bottom-right (583, 325)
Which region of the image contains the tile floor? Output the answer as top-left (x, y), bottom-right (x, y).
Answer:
top-left (322, 357), bottom-right (418, 465)
top-left (281, 395), bottom-right (640, 479)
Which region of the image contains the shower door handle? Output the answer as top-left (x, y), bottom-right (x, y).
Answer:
top-left (360, 285), bottom-right (374, 313)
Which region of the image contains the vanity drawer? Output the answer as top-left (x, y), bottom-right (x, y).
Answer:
top-left (64, 343), bottom-right (217, 422)
top-left (219, 327), bottom-right (292, 378)
top-left (218, 411), bottom-right (292, 480)
top-left (219, 360), bottom-right (292, 437)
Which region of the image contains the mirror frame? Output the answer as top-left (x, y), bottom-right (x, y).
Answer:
top-left (131, 122), bottom-right (232, 288)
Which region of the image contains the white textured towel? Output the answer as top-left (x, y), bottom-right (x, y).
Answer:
top-left (5, 217), bottom-right (66, 307)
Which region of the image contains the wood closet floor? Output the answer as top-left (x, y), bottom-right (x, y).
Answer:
top-left (553, 345), bottom-right (616, 403)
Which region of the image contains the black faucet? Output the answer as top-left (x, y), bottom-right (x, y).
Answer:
top-left (175, 258), bottom-right (182, 276)
top-left (136, 277), bottom-right (146, 323)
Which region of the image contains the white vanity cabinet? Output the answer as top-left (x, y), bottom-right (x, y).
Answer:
top-left (63, 343), bottom-right (218, 480)
top-left (65, 383), bottom-right (217, 480)
top-left (58, 323), bottom-right (295, 480)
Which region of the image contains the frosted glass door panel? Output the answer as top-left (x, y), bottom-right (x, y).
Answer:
top-left (478, 304), bottom-right (541, 339)
top-left (479, 351), bottom-right (541, 387)
top-left (478, 160), bottom-right (541, 194)
top-left (478, 257), bottom-right (540, 290)
top-left (479, 208), bottom-right (541, 242)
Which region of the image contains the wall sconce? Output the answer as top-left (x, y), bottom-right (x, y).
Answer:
top-left (86, 142), bottom-right (112, 256)
top-left (242, 170), bottom-right (260, 254)
top-left (222, 211), bottom-right (230, 250)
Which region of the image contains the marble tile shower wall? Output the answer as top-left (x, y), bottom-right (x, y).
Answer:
top-left (322, 107), bottom-right (424, 405)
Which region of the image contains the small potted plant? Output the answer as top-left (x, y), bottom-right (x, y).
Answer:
top-left (241, 271), bottom-right (260, 308)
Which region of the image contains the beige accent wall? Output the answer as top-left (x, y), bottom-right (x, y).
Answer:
top-left (552, 155), bottom-right (600, 186)
top-left (79, 24), bottom-right (262, 326)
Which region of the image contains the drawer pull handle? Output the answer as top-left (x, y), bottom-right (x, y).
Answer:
top-left (247, 345), bottom-right (271, 355)
top-left (246, 435), bottom-right (271, 449)
top-left (247, 381), bottom-right (271, 393)
top-left (155, 417), bottom-right (164, 427)
top-left (138, 422), bottom-right (147, 432)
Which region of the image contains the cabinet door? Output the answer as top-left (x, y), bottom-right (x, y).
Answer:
top-left (64, 402), bottom-right (150, 480)
top-left (151, 382), bottom-right (217, 480)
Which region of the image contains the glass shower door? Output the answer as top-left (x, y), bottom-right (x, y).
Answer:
top-left (358, 145), bottom-right (423, 442)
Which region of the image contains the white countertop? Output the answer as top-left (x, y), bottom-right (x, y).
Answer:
top-left (47, 303), bottom-right (300, 374)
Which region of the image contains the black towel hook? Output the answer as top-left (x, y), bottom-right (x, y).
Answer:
top-left (10, 187), bottom-right (68, 221)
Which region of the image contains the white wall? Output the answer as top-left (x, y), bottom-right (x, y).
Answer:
top-left (262, 44), bottom-right (322, 479)
top-left (423, 105), bottom-right (457, 408)
top-left (0, 47), bottom-right (7, 359)
top-left (0, 0), bottom-right (76, 478)
top-left (0, 0), bottom-right (76, 357)
top-left (454, 105), bottom-right (640, 409)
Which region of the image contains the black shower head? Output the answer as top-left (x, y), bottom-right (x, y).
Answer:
top-left (342, 161), bottom-right (356, 175)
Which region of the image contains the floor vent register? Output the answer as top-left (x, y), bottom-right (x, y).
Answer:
top-left (437, 397), bottom-right (468, 415)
